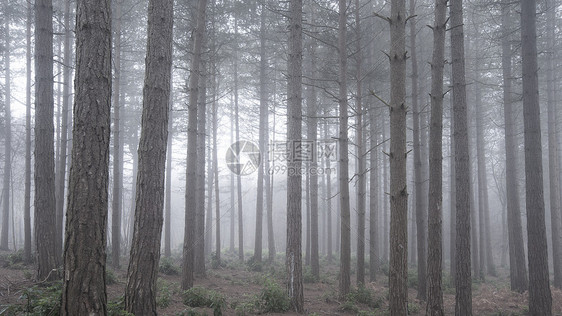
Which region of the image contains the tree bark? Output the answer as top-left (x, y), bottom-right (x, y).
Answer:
top-left (286, 0), bottom-right (304, 311)
top-left (521, 0), bottom-right (553, 314)
top-left (61, 0), bottom-right (112, 312)
top-left (124, 0), bottom-right (173, 313)
top-left (450, 0), bottom-right (472, 314)
top-left (111, 0), bottom-right (123, 268)
top-left (233, 18), bottom-right (244, 263)
top-left (338, 0), bottom-right (351, 299)
top-left (324, 109), bottom-right (333, 263)
top-left (408, 0), bottom-right (426, 300)
top-left (182, 0), bottom-right (207, 290)
top-left (24, 0), bottom-right (32, 263)
top-left (388, 1), bottom-right (408, 315)
top-left (164, 92), bottom-right (173, 258)
top-left (195, 56), bottom-right (208, 276)
top-left (35, 0), bottom-right (60, 282)
top-left (426, 0), bottom-right (447, 314)
top-left (369, 100), bottom-right (379, 282)
top-left (546, 0), bottom-right (562, 290)
top-left (1, 0), bottom-right (12, 251)
top-left (355, 0), bottom-right (366, 286)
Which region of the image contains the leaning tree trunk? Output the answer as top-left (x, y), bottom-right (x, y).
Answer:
top-left (388, 1), bottom-right (408, 315)
top-left (182, 0), bottom-right (207, 290)
top-left (426, 0), bottom-right (447, 314)
top-left (124, 0), bottom-right (173, 313)
top-left (35, 0), bottom-right (59, 282)
top-left (450, 0), bottom-right (472, 314)
top-left (521, 0), bottom-right (553, 314)
top-left (61, 0), bottom-right (112, 312)
top-left (286, 0), bottom-right (304, 312)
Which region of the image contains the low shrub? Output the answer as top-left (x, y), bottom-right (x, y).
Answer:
top-left (159, 257), bottom-right (180, 275)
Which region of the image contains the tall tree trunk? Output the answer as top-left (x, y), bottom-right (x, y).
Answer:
top-left (388, 0), bottom-right (408, 314)
top-left (24, 0), bottom-right (32, 263)
top-left (286, 0), bottom-right (304, 311)
top-left (195, 57), bottom-right (208, 276)
top-left (521, 0), bottom-right (553, 314)
top-left (266, 91), bottom-right (275, 264)
top-left (124, 0), bottom-right (173, 312)
top-left (338, 0), bottom-right (351, 299)
top-left (383, 123), bottom-right (389, 263)
top-left (369, 101), bottom-right (379, 281)
top-left (35, 0), bottom-right (59, 282)
top-left (165, 101), bottom-right (173, 258)
top-left (409, 0), bottom-right (425, 300)
top-left (475, 75), bottom-right (496, 277)
top-left (182, 0), bottom-right (207, 290)
top-left (254, 6), bottom-right (267, 263)
top-left (233, 18), bottom-right (244, 263)
top-left (426, 0), bottom-right (447, 314)
top-left (355, 0), bottom-right (366, 286)
top-left (324, 110), bottom-right (333, 263)
top-left (450, 0), bottom-right (472, 314)
top-left (205, 120), bottom-right (213, 257)
top-left (449, 95), bottom-right (456, 287)
top-left (111, 0), bottom-right (123, 268)
top-left (305, 39), bottom-right (320, 279)
top-left (230, 97), bottom-right (235, 253)
top-left (61, 0), bottom-right (111, 312)
top-left (546, 0), bottom-right (562, 290)
top-left (1, 0), bottom-right (12, 251)
top-left (212, 66), bottom-right (221, 264)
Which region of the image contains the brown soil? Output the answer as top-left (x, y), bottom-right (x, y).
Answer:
top-left (1, 252), bottom-right (562, 316)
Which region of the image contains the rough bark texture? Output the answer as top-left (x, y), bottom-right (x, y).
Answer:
top-left (409, 0), bottom-right (425, 301)
top-left (111, 0), bottom-right (123, 268)
top-left (286, 0), bottom-right (304, 311)
top-left (124, 0), bottom-right (173, 313)
top-left (182, 0), bottom-right (207, 290)
top-left (388, 1), bottom-right (408, 315)
top-left (24, 0), bottom-right (32, 263)
top-left (338, 0), bottom-right (351, 299)
top-left (35, 0), bottom-right (60, 282)
top-left (195, 57), bottom-right (208, 275)
top-left (450, 0), bottom-right (472, 314)
top-left (521, 0), bottom-right (553, 314)
top-left (426, 0), bottom-right (447, 314)
top-left (1, 0), bottom-right (12, 251)
top-left (61, 0), bottom-right (111, 312)
top-left (546, 0), bottom-right (562, 290)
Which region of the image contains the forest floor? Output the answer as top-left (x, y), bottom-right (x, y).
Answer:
top-left (1, 250), bottom-right (562, 315)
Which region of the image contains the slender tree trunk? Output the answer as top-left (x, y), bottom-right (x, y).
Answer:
top-left (388, 1), bottom-right (408, 314)
top-left (195, 57), bottom-right (208, 276)
top-left (338, 0), bottom-right (351, 299)
top-left (61, 0), bottom-right (111, 312)
top-left (521, 0), bottom-right (553, 314)
top-left (426, 0), bottom-right (447, 314)
top-left (383, 123), bottom-right (389, 264)
top-left (267, 100), bottom-right (276, 262)
top-left (35, 0), bottom-right (59, 282)
top-left (182, 0), bottom-right (207, 290)
top-left (233, 18), bottom-right (244, 263)
top-left (124, 0), bottom-right (173, 312)
top-left (165, 101), bottom-right (173, 258)
top-left (409, 0), bottom-right (426, 300)
top-left (286, 0), bottom-right (304, 311)
top-left (449, 96), bottom-right (456, 287)
top-left (324, 111), bottom-right (333, 263)
top-left (212, 67), bottom-right (221, 264)
top-left (111, 0), bottom-right (123, 268)
top-left (205, 121), bottom-right (213, 257)
top-left (546, 0), bottom-right (562, 290)
top-left (369, 101), bottom-right (379, 281)
top-left (355, 0), bottom-right (366, 286)
top-left (1, 0), bottom-right (12, 251)
top-left (24, 0), bottom-right (32, 263)
top-left (230, 97), bottom-right (235, 254)
top-left (450, 0), bottom-right (472, 314)
top-left (305, 39), bottom-right (320, 279)
top-left (305, 169), bottom-right (311, 266)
